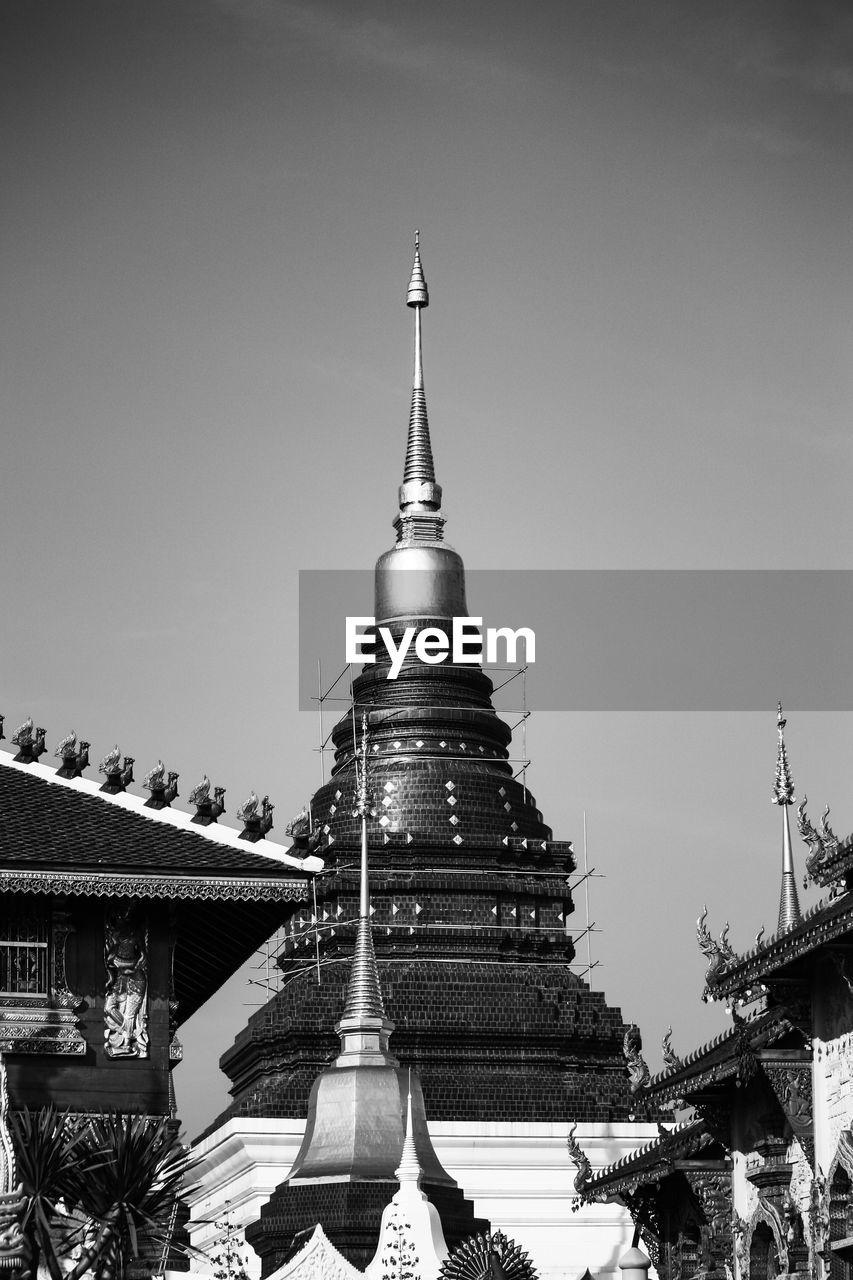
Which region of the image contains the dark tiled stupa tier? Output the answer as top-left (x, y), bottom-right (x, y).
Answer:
top-left (212, 235), bottom-right (634, 1135)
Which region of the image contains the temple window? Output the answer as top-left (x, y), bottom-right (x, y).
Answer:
top-left (0, 910), bottom-right (49, 999)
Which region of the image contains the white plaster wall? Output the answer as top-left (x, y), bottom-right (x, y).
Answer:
top-left (186, 1119), bottom-right (658, 1280)
top-left (812, 963), bottom-right (853, 1176)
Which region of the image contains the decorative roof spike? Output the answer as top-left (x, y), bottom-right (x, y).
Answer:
top-left (773, 704), bottom-right (802, 932)
top-left (772, 703), bottom-right (795, 806)
top-left (99, 746), bottom-right (134, 793)
top-left (397, 231), bottom-right (443, 528)
top-left (143, 761), bottom-right (179, 809)
top-left (189, 776), bottom-right (226, 825)
top-left (54, 732), bottom-right (89, 780)
top-left (237, 792), bottom-right (274, 841)
top-left (11, 718), bottom-right (46, 765)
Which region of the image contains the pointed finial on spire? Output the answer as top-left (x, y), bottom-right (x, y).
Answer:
top-left (395, 1071), bottom-right (423, 1185)
top-left (773, 703), bottom-right (802, 933)
top-left (406, 230), bottom-right (429, 309)
top-left (772, 702), bottom-right (795, 806)
top-left (397, 231), bottom-right (442, 525)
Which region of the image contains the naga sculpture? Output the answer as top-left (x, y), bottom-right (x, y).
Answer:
top-left (566, 1123), bottom-right (592, 1195)
top-left (0, 1057), bottom-right (26, 1271)
top-left (623, 1024), bottom-right (650, 1094)
top-left (797, 797), bottom-right (840, 882)
top-left (104, 908), bottom-right (149, 1059)
top-left (661, 1026), bottom-right (682, 1073)
top-left (697, 906), bottom-right (727, 984)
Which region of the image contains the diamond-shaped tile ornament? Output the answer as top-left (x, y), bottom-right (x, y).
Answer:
top-left (384, 781), bottom-right (395, 793)
top-left (323, 823), bottom-right (331, 834)
top-left (393, 740), bottom-right (401, 749)
top-left (453, 834), bottom-right (463, 845)
top-left (504, 802), bottom-right (511, 812)
top-left (498, 787), bottom-right (506, 798)
top-left (334, 790), bottom-right (342, 801)
top-left (440, 740), bottom-right (447, 749)
top-left (459, 742), bottom-right (467, 751)
top-left (415, 739), bottom-right (424, 748)
top-left (445, 780), bottom-right (455, 791)
top-left (447, 795), bottom-right (457, 807)
top-left (511, 822), bottom-right (519, 832)
top-left (329, 804), bottom-right (337, 815)
top-left (449, 815), bottom-right (458, 826)
top-left (382, 796), bottom-right (392, 808)
top-left (379, 815), bottom-right (390, 827)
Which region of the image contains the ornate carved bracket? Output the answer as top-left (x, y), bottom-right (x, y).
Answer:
top-left (51, 910), bottom-right (82, 1010)
top-left (761, 1053), bottom-right (814, 1167)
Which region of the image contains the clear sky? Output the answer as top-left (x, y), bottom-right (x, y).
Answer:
top-left (3, 0), bottom-right (852, 1139)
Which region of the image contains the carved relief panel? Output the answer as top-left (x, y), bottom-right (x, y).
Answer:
top-left (104, 906), bottom-right (149, 1059)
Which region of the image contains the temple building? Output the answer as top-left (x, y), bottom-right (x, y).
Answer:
top-left (0, 725), bottom-right (319, 1116)
top-left (188, 238), bottom-right (658, 1279)
top-left (579, 707), bottom-right (853, 1280)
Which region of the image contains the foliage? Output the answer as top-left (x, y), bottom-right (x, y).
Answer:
top-left (9, 1107), bottom-right (196, 1280)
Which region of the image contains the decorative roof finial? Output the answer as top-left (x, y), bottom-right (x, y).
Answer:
top-left (773, 703), bottom-right (801, 932)
top-left (397, 231), bottom-right (442, 531)
top-left (772, 702), bottom-right (795, 806)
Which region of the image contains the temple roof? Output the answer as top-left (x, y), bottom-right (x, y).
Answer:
top-left (704, 889), bottom-right (853, 1003)
top-left (645, 1007), bottom-right (793, 1102)
top-left (584, 1117), bottom-right (714, 1197)
top-left (0, 752), bottom-right (319, 901)
top-left (0, 751), bottom-right (322, 1021)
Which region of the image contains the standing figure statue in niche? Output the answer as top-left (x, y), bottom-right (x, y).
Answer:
top-left (104, 907), bottom-right (149, 1058)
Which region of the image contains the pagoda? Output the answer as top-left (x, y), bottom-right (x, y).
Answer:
top-left (191, 237), bottom-right (653, 1277)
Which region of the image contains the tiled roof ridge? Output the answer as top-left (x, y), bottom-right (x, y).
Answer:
top-left (646, 1006), bottom-right (777, 1091)
top-left (589, 1116), bottom-right (706, 1184)
top-left (706, 889), bottom-right (849, 993)
top-left (0, 750), bottom-right (320, 875)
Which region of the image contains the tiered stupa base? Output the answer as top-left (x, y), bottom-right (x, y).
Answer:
top-left (246, 1179), bottom-right (487, 1273)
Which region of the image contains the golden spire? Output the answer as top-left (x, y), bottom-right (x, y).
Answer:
top-left (398, 231), bottom-right (442, 524)
top-left (773, 703), bottom-right (802, 933)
